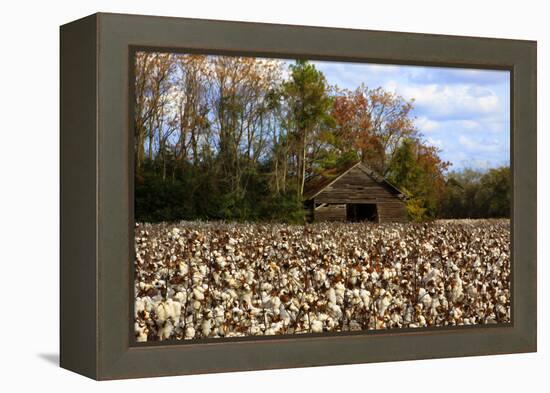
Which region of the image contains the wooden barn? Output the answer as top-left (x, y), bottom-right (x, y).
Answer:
top-left (303, 161), bottom-right (408, 223)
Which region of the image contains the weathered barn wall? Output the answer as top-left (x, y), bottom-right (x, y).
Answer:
top-left (377, 202), bottom-right (408, 223)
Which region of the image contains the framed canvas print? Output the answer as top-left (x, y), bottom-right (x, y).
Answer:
top-left (60, 12), bottom-right (537, 380)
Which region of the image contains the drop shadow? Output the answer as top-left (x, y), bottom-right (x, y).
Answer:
top-left (38, 353), bottom-right (59, 366)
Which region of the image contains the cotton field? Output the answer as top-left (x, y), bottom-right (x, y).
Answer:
top-left (134, 219), bottom-right (510, 342)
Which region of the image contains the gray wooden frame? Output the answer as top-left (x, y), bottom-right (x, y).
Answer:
top-left (60, 12), bottom-right (537, 380)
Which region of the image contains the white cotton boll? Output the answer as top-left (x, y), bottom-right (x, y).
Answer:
top-left (135, 298), bottom-right (146, 315)
top-left (473, 256), bottom-right (482, 268)
top-left (156, 303), bottom-right (168, 322)
top-left (496, 304), bottom-right (508, 316)
top-left (280, 305), bottom-right (291, 325)
top-left (329, 304), bottom-right (343, 319)
top-left (158, 321), bottom-right (173, 340)
top-left (377, 295), bottom-right (391, 317)
top-left (242, 290), bottom-right (253, 306)
top-left (201, 319), bottom-right (212, 336)
top-left (421, 292), bottom-right (432, 309)
top-left (335, 283), bottom-right (346, 303)
top-left (318, 313), bottom-right (329, 322)
top-left (327, 288), bottom-right (337, 305)
top-left (360, 289), bottom-right (371, 308)
top-left (430, 297), bottom-right (440, 316)
top-left (382, 268), bottom-right (396, 280)
top-left (250, 325), bottom-right (262, 335)
top-left (225, 244), bottom-right (234, 253)
top-left (193, 287), bottom-right (205, 300)
top-left (417, 315), bottom-right (427, 326)
top-left (271, 296), bottom-right (281, 310)
top-left (214, 306), bottom-right (225, 323)
top-left (135, 322), bottom-right (148, 342)
top-left (450, 273), bottom-right (464, 302)
top-left (451, 307), bottom-right (463, 320)
top-left (311, 320), bottom-right (323, 333)
top-left (314, 269), bottom-right (326, 283)
top-left (261, 282), bottom-right (273, 292)
top-left (178, 263), bottom-right (189, 275)
top-left (404, 305), bottom-right (414, 324)
top-left (169, 300), bottom-right (182, 323)
top-left (193, 300), bottom-right (202, 310)
top-left (271, 321), bottom-right (284, 334)
top-left (215, 256), bottom-right (226, 268)
top-left (261, 293), bottom-right (271, 307)
top-left (390, 313), bottom-right (401, 326)
top-left (422, 268), bottom-right (441, 285)
top-left (185, 326), bottom-right (195, 339)
top-left (349, 320), bottom-right (362, 331)
top-left (250, 307), bottom-right (262, 317)
top-left (174, 291), bottom-right (186, 303)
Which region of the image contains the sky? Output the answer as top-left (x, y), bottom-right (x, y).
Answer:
top-left (304, 60), bottom-right (510, 171)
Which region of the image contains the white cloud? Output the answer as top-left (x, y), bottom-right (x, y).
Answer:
top-left (399, 84), bottom-right (500, 119)
top-left (384, 80), bottom-right (398, 94)
top-left (458, 135), bottom-right (501, 153)
top-left (415, 116), bottom-right (440, 133)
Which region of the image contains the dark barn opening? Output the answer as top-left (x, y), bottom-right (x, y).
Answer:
top-left (347, 203), bottom-right (378, 222)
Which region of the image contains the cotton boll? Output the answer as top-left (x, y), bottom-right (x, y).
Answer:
top-left (334, 283), bottom-right (346, 303)
top-left (450, 273), bottom-right (464, 302)
top-left (250, 325), bottom-right (262, 335)
top-left (311, 320), bottom-right (323, 333)
top-left (242, 290), bottom-right (253, 306)
top-left (360, 289), bottom-right (371, 308)
top-left (193, 287), bottom-right (205, 300)
top-left (280, 305), bottom-right (291, 325)
top-left (215, 256), bottom-right (226, 268)
top-left (174, 291), bottom-right (186, 303)
top-left (135, 322), bottom-right (148, 342)
top-left (329, 303), bottom-right (343, 319)
top-left (158, 321), bottom-right (173, 340)
top-left (135, 298), bottom-right (146, 315)
top-left (377, 293), bottom-right (392, 317)
top-left (185, 326), bottom-right (196, 339)
top-left (156, 302), bottom-right (168, 323)
top-left (349, 320), bottom-right (362, 331)
top-left (201, 319), bottom-right (212, 336)
top-left (327, 288), bottom-right (337, 305)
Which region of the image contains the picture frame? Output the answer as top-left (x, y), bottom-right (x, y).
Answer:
top-left (60, 12), bottom-right (536, 380)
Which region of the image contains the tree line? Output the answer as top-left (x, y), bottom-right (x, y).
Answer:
top-left (134, 52), bottom-right (510, 223)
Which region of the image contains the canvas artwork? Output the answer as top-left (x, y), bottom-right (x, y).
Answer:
top-left (133, 52), bottom-right (511, 342)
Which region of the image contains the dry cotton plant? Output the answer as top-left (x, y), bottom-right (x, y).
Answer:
top-left (134, 219), bottom-right (510, 342)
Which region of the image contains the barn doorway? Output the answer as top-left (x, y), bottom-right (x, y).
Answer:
top-left (346, 203), bottom-right (378, 222)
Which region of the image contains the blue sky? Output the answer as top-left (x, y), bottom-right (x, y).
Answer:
top-left (301, 61), bottom-right (510, 171)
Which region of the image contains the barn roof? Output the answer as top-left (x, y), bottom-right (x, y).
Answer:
top-left (303, 161), bottom-right (406, 200)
